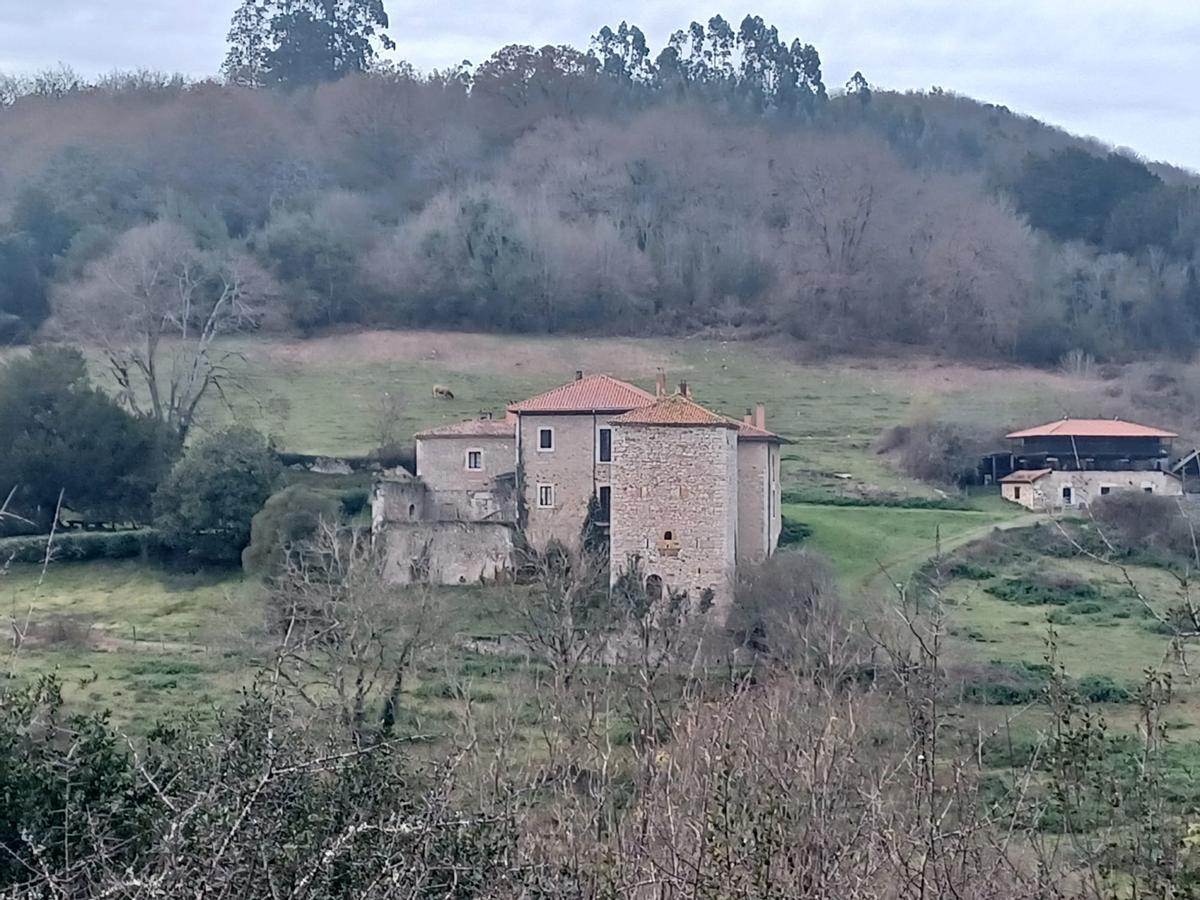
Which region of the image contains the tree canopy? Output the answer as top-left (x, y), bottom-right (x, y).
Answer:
top-left (223, 0), bottom-right (394, 87)
top-left (0, 13), bottom-right (1193, 364)
top-left (153, 426), bottom-right (280, 564)
top-left (0, 347), bottom-right (176, 532)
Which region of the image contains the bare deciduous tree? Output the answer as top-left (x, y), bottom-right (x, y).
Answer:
top-left (268, 521), bottom-right (442, 744)
top-left (52, 220), bottom-right (280, 440)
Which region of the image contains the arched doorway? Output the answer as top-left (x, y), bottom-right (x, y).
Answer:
top-left (645, 573), bottom-right (664, 602)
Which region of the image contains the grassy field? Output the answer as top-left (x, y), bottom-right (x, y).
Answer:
top-left (785, 500), bottom-right (1026, 590)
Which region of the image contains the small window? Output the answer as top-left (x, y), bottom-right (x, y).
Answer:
top-left (466, 450), bottom-right (482, 471)
top-left (1144, 485), bottom-right (1154, 494)
top-left (598, 427), bottom-right (612, 463)
top-left (663, 530), bottom-right (673, 541)
top-left (1062, 486), bottom-right (1073, 504)
top-left (537, 483), bottom-right (555, 509)
top-left (538, 427), bottom-right (554, 451)
top-left (1013, 486), bottom-right (1021, 500)
top-left (598, 485), bottom-right (611, 521)
top-left (1100, 486), bottom-right (1111, 496)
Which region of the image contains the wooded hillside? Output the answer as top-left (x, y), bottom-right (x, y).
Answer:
top-left (1, 12), bottom-right (1197, 363)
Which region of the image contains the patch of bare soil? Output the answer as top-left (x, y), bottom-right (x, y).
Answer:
top-left (262, 330), bottom-right (672, 376)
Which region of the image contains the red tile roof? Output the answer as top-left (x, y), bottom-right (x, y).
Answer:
top-left (507, 374), bottom-right (656, 414)
top-left (414, 418), bottom-right (515, 439)
top-left (1000, 468), bottom-right (1053, 484)
top-left (729, 417), bottom-right (786, 443)
top-left (610, 393), bottom-right (738, 428)
top-left (1006, 418), bottom-right (1177, 439)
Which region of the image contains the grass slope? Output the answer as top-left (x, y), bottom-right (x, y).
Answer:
top-left (785, 501), bottom-right (1025, 590)
top-left (213, 331), bottom-right (1108, 498)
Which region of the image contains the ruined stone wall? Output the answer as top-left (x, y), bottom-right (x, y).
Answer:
top-left (379, 521), bottom-right (515, 585)
top-left (610, 424), bottom-right (738, 610)
top-left (519, 413), bottom-right (610, 550)
top-left (415, 435), bottom-right (514, 493)
top-left (373, 478), bottom-right (429, 531)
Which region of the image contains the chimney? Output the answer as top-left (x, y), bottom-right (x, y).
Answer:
top-left (743, 407), bottom-right (753, 425)
top-left (655, 368), bottom-right (667, 398)
top-left (678, 380), bottom-right (690, 398)
top-left (575, 369), bottom-right (584, 381)
top-left (755, 404), bottom-right (766, 430)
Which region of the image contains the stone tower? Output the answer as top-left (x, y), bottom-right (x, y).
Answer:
top-left (608, 391), bottom-right (739, 610)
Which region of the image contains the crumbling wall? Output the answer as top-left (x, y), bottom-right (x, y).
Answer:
top-left (372, 478), bottom-right (428, 531)
top-left (379, 521), bottom-right (515, 585)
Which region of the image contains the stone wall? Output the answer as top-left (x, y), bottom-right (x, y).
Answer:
top-left (1003, 469), bottom-right (1183, 511)
top-left (737, 441), bottom-right (770, 565)
top-left (373, 477), bottom-right (428, 531)
top-left (768, 443), bottom-right (782, 551)
top-left (610, 424), bottom-right (738, 610)
top-left (735, 441), bottom-right (783, 566)
top-left (416, 434), bottom-right (514, 493)
top-left (379, 521), bottom-right (515, 585)
top-left (519, 413), bottom-right (611, 550)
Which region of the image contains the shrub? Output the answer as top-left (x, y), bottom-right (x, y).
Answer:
top-left (0, 529), bottom-right (160, 564)
top-left (241, 484), bottom-right (341, 575)
top-left (339, 489), bottom-right (370, 518)
top-left (957, 660), bottom-right (1048, 706)
top-left (948, 561), bottom-right (996, 580)
top-left (980, 733), bottom-right (1041, 768)
top-left (729, 551), bottom-right (855, 671)
top-left (778, 515), bottom-right (812, 546)
top-left (780, 490), bottom-right (973, 510)
top-left (154, 427), bottom-right (280, 565)
top-left (987, 572), bottom-right (1099, 606)
top-left (876, 416), bottom-right (1000, 485)
top-left (1092, 491), bottom-right (1195, 560)
top-left (1077, 674), bottom-right (1133, 703)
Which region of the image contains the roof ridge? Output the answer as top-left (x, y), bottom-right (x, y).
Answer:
top-left (610, 392), bottom-right (736, 428)
top-left (507, 372), bottom-right (656, 414)
top-left (1006, 417), bottom-right (1177, 439)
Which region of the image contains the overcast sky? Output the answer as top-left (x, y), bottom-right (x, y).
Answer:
top-left (2, 1), bottom-right (1198, 172)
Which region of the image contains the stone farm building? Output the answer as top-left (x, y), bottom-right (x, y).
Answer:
top-left (998, 417), bottom-right (1182, 511)
top-left (372, 371), bottom-right (787, 608)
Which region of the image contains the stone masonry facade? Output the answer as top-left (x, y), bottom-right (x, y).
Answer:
top-left (736, 440), bottom-right (781, 566)
top-left (518, 413), bottom-right (610, 552)
top-left (373, 372), bottom-right (786, 606)
top-left (1002, 469), bottom-right (1182, 512)
top-left (610, 422), bottom-right (740, 610)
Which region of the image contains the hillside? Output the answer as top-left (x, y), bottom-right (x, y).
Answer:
top-left (1, 11), bottom-right (1198, 366)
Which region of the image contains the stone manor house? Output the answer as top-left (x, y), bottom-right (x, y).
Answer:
top-left (372, 371), bottom-right (786, 608)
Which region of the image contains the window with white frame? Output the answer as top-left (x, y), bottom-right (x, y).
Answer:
top-left (537, 427), bottom-right (554, 451)
top-left (465, 449), bottom-right (483, 471)
top-left (597, 427), bottom-right (612, 462)
top-left (537, 483), bottom-right (555, 508)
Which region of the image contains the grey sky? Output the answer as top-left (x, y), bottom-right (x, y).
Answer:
top-left (2, 1), bottom-right (1197, 171)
